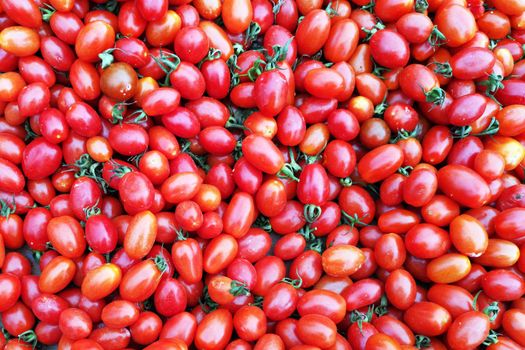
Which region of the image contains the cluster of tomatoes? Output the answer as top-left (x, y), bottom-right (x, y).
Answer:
top-left (2, 0), bottom-right (525, 348)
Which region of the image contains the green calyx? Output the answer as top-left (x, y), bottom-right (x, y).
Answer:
top-left (230, 280), bottom-right (251, 296)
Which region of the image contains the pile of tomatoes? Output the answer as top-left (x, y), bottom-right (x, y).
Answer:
top-left (2, 0), bottom-right (525, 348)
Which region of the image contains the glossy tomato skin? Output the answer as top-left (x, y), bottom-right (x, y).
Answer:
top-left (21, 138), bottom-right (62, 180)
top-left (47, 216), bottom-right (86, 259)
top-left (194, 309), bottom-right (233, 349)
top-left (81, 263), bottom-right (122, 301)
top-left (255, 70), bottom-right (289, 117)
top-left (357, 144), bottom-right (404, 183)
top-left (437, 165), bottom-right (490, 208)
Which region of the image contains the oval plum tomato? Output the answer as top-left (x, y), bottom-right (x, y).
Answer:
top-left (39, 256), bottom-right (76, 294)
top-left (21, 138), bottom-right (62, 180)
top-left (399, 64), bottom-right (442, 104)
top-left (81, 263), bottom-right (122, 301)
top-left (75, 21), bottom-right (115, 62)
top-left (118, 172), bottom-right (155, 213)
top-left (437, 165), bottom-right (490, 208)
top-left (124, 210), bottom-right (157, 259)
top-left (255, 70), bottom-right (288, 117)
top-left (304, 68), bottom-right (344, 99)
top-left (47, 216), bottom-right (86, 259)
top-left (222, 0), bottom-right (253, 34)
top-left (435, 5), bottom-right (477, 47)
top-left (321, 245), bottom-right (364, 277)
top-left (450, 47), bottom-right (496, 80)
top-left (369, 30), bottom-right (410, 69)
top-left (120, 258), bottom-right (165, 302)
top-left (296, 9), bottom-right (330, 56)
top-left (194, 309), bottom-right (233, 349)
top-left (357, 144), bottom-right (404, 183)
top-left (404, 302), bottom-right (451, 337)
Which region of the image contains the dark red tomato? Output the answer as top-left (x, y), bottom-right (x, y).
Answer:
top-left (118, 172), bottom-right (154, 214)
top-left (405, 223), bottom-right (451, 259)
top-left (39, 108), bottom-right (69, 144)
top-left (322, 140), bottom-right (356, 178)
top-left (427, 284), bottom-right (474, 319)
top-left (69, 177), bottom-right (102, 221)
top-left (326, 109), bottom-right (359, 142)
top-left (372, 315), bottom-right (414, 346)
top-left (2, 301), bottom-right (35, 337)
top-left (481, 269), bottom-right (525, 301)
top-left (304, 68), bottom-right (344, 99)
top-left (200, 58), bottom-right (230, 99)
top-left (502, 309), bottom-right (525, 347)
top-left (21, 138), bottom-right (62, 180)
top-left (494, 79), bottom-right (525, 106)
top-left (222, 192), bottom-right (255, 238)
top-left (263, 282), bottom-right (299, 321)
top-left (448, 93), bottom-right (487, 126)
top-left (236, 229), bottom-right (272, 264)
top-left (446, 311), bottom-right (491, 349)
top-left (18, 56), bottom-right (55, 87)
top-left (31, 293), bottom-right (69, 325)
top-left (173, 26), bottom-right (208, 64)
top-left (399, 64), bottom-right (441, 103)
top-left (0, 157), bottom-right (24, 193)
top-left (357, 144), bottom-right (404, 183)
top-left (447, 136), bottom-right (483, 169)
top-left (374, 233), bottom-right (406, 271)
top-left (342, 278), bottom-right (382, 311)
top-left (129, 311), bottom-right (162, 346)
top-left (136, 0), bottom-right (168, 21)
top-left (339, 186), bottom-right (375, 225)
top-left (168, 63), bottom-right (205, 101)
top-left (422, 126), bottom-right (453, 164)
top-left (242, 134), bottom-right (285, 175)
top-left (162, 106), bottom-right (201, 139)
top-left (263, 25), bottom-right (297, 66)
top-left (254, 70), bottom-right (288, 117)
top-left (0, 273), bottom-right (21, 312)
top-left (297, 163), bottom-right (329, 206)
top-left (396, 12), bottom-right (433, 44)
top-left (85, 214), bottom-right (117, 254)
top-left (153, 277), bottom-right (187, 317)
top-left (450, 47), bottom-right (496, 80)
top-left (324, 19), bottom-right (359, 63)
top-left (232, 305), bottom-right (266, 342)
top-left (89, 327), bottom-right (131, 349)
top-left (0, 0), bottom-right (42, 28)
top-left (59, 308), bottom-right (92, 340)
top-left (437, 165), bottom-right (490, 208)
top-left (69, 60), bottom-right (100, 101)
top-left (295, 9), bottom-right (330, 55)
top-left (199, 127), bottom-right (236, 156)
top-left (404, 302), bottom-right (451, 337)
top-left (255, 178), bottom-right (286, 217)
top-left (402, 168), bottom-right (438, 207)
top-left (140, 88), bottom-right (180, 117)
top-left (108, 123), bottom-right (149, 156)
top-left (22, 207), bottom-right (51, 251)
top-left (385, 269), bottom-right (416, 310)
top-left (370, 30), bottom-right (409, 69)
top-left (274, 233), bottom-right (306, 261)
